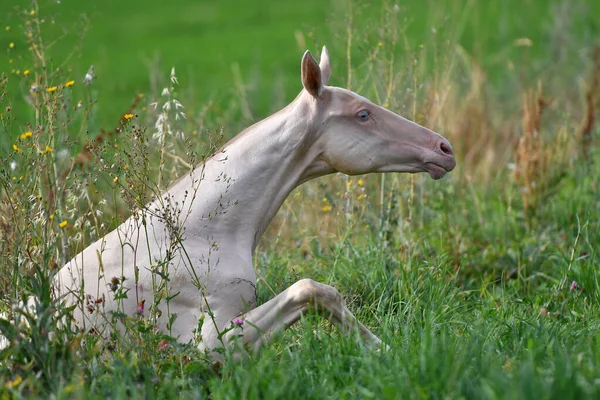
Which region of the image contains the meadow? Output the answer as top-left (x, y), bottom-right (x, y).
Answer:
top-left (0, 0), bottom-right (599, 398)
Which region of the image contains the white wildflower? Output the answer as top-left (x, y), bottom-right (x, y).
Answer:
top-left (153, 114), bottom-right (172, 141)
top-left (151, 66), bottom-right (186, 142)
top-left (29, 85), bottom-right (37, 93)
top-left (83, 65), bottom-right (95, 85)
top-left (10, 161), bottom-right (17, 170)
top-left (170, 67), bottom-right (178, 85)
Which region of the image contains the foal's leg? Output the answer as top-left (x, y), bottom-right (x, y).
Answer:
top-left (222, 278), bottom-right (387, 353)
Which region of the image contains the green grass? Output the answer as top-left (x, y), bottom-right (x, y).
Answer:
top-left (1, 0), bottom-right (600, 398)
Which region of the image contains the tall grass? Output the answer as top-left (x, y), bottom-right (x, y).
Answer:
top-left (1, 0), bottom-right (599, 398)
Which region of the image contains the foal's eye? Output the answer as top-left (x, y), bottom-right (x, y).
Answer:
top-left (356, 110), bottom-right (371, 122)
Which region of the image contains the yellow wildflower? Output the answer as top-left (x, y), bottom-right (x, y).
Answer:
top-left (59, 220), bottom-right (68, 228)
top-left (322, 205), bottom-right (332, 212)
top-left (45, 145), bottom-right (53, 153)
top-left (23, 69), bottom-right (30, 76)
top-left (322, 197), bottom-right (328, 203)
top-left (13, 144), bottom-right (21, 152)
top-left (46, 86), bottom-right (57, 93)
top-left (8, 375), bottom-right (22, 388)
top-left (357, 179), bottom-right (364, 186)
top-left (9, 43), bottom-right (15, 49)
top-left (124, 113), bottom-right (134, 120)
top-left (20, 131), bottom-right (32, 139)
top-left (30, 9), bottom-right (35, 16)
top-left (65, 80), bottom-right (75, 87)
top-left (113, 176), bottom-right (118, 183)
top-left (49, 214), bottom-right (54, 220)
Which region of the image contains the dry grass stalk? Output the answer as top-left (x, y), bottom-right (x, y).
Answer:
top-left (514, 81), bottom-right (551, 212)
top-left (578, 45), bottom-right (599, 156)
top-left (453, 65), bottom-right (493, 173)
top-left (431, 60), bottom-right (499, 182)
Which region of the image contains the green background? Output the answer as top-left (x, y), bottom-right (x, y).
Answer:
top-left (2, 0), bottom-right (598, 136)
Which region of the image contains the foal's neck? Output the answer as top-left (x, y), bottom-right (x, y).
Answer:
top-left (186, 94), bottom-right (333, 251)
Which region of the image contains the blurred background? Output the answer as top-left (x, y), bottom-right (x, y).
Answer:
top-left (2, 0), bottom-right (598, 134)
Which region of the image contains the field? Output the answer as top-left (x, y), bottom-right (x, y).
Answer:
top-left (1, 0), bottom-right (599, 398)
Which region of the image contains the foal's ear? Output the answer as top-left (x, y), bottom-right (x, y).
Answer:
top-left (319, 46), bottom-right (331, 86)
top-left (301, 50), bottom-right (323, 97)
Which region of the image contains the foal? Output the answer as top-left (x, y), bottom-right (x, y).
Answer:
top-left (54, 46), bottom-right (456, 356)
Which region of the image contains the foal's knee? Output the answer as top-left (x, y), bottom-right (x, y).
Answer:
top-left (287, 279), bottom-right (343, 310)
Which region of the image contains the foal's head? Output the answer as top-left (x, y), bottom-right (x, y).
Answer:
top-left (301, 46), bottom-right (456, 180)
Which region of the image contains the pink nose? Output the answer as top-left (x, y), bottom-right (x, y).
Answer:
top-left (437, 137), bottom-right (456, 171)
top-left (439, 139), bottom-right (453, 156)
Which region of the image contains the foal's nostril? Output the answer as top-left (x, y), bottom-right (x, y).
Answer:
top-left (439, 141), bottom-right (453, 156)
